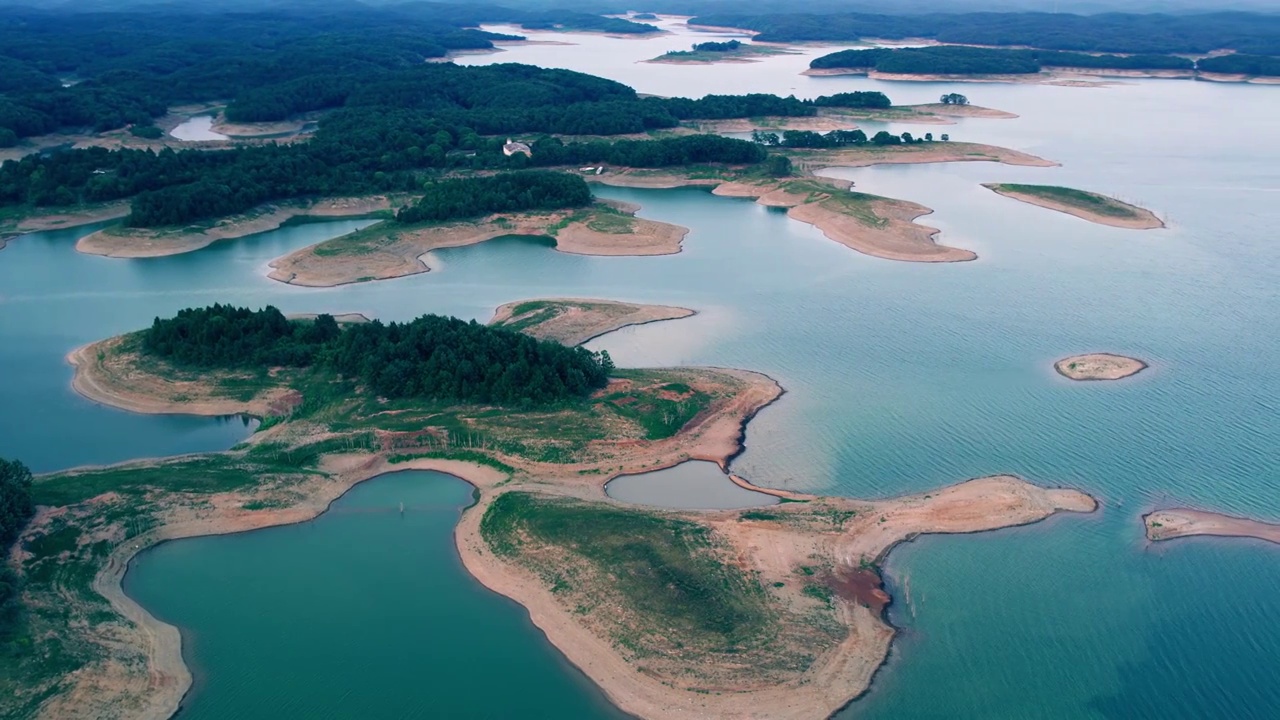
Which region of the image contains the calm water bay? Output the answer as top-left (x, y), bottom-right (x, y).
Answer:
top-left (2, 19), bottom-right (1278, 718)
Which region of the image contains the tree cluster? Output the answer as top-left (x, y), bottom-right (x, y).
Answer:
top-left (939, 94), bottom-right (968, 105)
top-left (752, 129), bottom-right (931, 148)
top-left (690, 40), bottom-right (742, 52)
top-left (810, 46), bottom-right (1202, 74)
top-left (0, 458), bottom-right (34, 639)
top-left (693, 11), bottom-right (1280, 55)
top-left (529, 134), bottom-right (766, 168)
top-left (142, 305), bottom-right (612, 406)
top-left (396, 171), bottom-right (592, 224)
top-left (1198, 54), bottom-right (1280, 77)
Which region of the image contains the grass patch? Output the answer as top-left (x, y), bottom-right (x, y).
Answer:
top-left (991, 184), bottom-right (1141, 218)
top-left (481, 492), bottom-right (771, 649)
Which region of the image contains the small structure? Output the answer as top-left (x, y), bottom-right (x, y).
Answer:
top-left (503, 138), bottom-right (532, 157)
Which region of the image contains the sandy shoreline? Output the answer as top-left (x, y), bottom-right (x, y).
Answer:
top-left (985, 184), bottom-right (1164, 229)
top-left (1054, 353), bottom-right (1148, 381)
top-left (76, 196), bottom-right (396, 258)
top-left (488, 298), bottom-right (695, 346)
top-left (712, 180), bottom-right (975, 263)
top-left (0, 203), bottom-right (131, 248)
top-left (37, 304), bottom-right (1102, 720)
top-left (266, 203), bottom-right (689, 287)
top-left (1145, 509), bottom-right (1280, 545)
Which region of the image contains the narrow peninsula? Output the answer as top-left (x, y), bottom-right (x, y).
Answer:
top-left (10, 301), bottom-right (1097, 720)
top-left (1145, 509), bottom-right (1280, 546)
top-left (1054, 353), bottom-right (1148, 381)
top-left (985, 184), bottom-right (1163, 230)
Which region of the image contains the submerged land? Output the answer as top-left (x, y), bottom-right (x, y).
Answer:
top-left (1054, 353), bottom-right (1148, 381)
top-left (984, 184), bottom-right (1163, 230)
top-left (7, 300), bottom-right (1097, 720)
top-left (1145, 509), bottom-right (1280, 546)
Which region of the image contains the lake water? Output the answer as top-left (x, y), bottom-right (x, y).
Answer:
top-left (3, 18), bottom-right (1279, 719)
top-left (168, 115), bottom-right (229, 142)
top-left (604, 460), bottom-right (779, 509)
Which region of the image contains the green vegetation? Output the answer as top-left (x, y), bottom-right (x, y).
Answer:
top-left (1199, 54), bottom-right (1280, 77)
top-left (396, 171), bottom-right (591, 224)
top-left (811, 46), bottom-right (1196, 75)
top-left (0, 458), bottom-right (34, 642)
top-left (600, 379), bottom-right (711, 440)
top-left (990, 184), bottom-right (1144, 219)
top-left (144, 304), bottom-right (611, 406)
top-left (693, 40), bottom-right (742, 52)
top-left (692, 11), bottom-right (1280, 55)
top-left (481, 492), bottom-right (771, 649)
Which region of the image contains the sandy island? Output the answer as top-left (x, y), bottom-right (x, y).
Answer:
top-left (1145, 509), bottom-right (1280, 546)
top-left (266, 201), bottom-right (688, 287)
top-left (18, 300), bottom-right (1100, 720)
top-left (489, 298), bottom-right (694, 346)
top-left (985, 184), bottom-right (1164, 230)
top-left (76, 196), bottom-right (399, 258)
top-left (1054, 353), bottom-right (1148, 381)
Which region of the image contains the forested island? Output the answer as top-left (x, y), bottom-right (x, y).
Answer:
top-left (689, 10), bottom-right (1280, 55)
top-left (4, 300), bottom-right (1097, 720)
top-left (808, 46), bottom-right (1217, 78)
top-left (649, 40), bottom-right (794, 65)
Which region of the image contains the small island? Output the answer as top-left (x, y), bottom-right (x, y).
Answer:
top-left (1054, 353), bottom-right (1148, 381)
top-left (7, 300), bottom-right (1098, 719)
top-left (1145, 509), bottom-right (1280, 546)
top-left (489, 298), bottom-right (694, 346)
top-left (647, 39), bottom-right (796, 65)
top-left (984, 184), bottom-right (1164, 230)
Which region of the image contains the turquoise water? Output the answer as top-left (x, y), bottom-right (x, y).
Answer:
top-left (604, 460), bottom-right (778, 509)
top-left (3, 23), bottom-right (1278, 718)
top-left (123, 470), bottom-right (624, 719)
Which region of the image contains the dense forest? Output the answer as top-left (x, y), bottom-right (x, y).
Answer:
top-left (690, 40), bottom-right (742, 52)
top-left (395, 171), bottom-right (591, 224)
top-left (0, 59), bottom-right (884, 227)
top-left (0, 3), bottom-right (660, 144)
top-left (691, 11), bottom-right (1280, 55)
top-left (752, 129), bottom-right (929, 149)
top-left (810, 47), bottom-right (1197, 74)
top-left (1198, 54), bottom-right (1280, 76)
top-left (143, 305), bottom-right (612, 406)
top-left (0, 458), bottom-right (33, 641)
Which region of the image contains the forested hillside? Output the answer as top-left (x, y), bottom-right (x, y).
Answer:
top-left (0, 3), bottom-right (657, 144)
top-left (395, 171), bottom-right (592, 224)
top-left (691, 11), bottom-right (1280, 55)
top-left (810, 47), bottom-right (1197, 74)
top-left (143, 305), bottom-right (613, 406)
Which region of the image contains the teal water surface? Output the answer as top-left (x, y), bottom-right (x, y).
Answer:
top-left (2, 25), bottom-right (1279, 719)
top-left (123, 470), bottom-right (625, 719)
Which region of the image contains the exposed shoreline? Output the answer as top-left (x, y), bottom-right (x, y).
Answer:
top-left (1054, 353), bottom-right (1148, 381)
top-left (488, 298), bottom-right (695, 346)
top-left (0, 202), bottom-right (131, 249)
top-left (1145, 509), bottom-right (1280, 545)
top-left (76, 196), bottom-right (397, 258)
top-left (266, 202), bottom-right (689, 288)
top-left (984, 184), bottom-right (1164, 229)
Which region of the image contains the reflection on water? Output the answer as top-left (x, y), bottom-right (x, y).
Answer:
top-left (605, 460), bottom-right (778, 509)
top-left (169, 115), bottom-right (229, 141)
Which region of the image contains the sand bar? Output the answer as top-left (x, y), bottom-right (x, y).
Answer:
top-left (267, 202), bottom-right (688, 287)
top-left (76, 196), bottom-right (397, 258)
top-left (0, 203), bottom-right (131, 248)
top-left (985, 184), bottom-right (1164, 230)
top-left (489, 298), bottom-right (694, 346)
top-left (1145, 509), bottom-right (1280, 545)
top-left (1054, 353), bottom-right (1147, 381)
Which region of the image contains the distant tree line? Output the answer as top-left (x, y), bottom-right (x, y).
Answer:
top-left (0, 61), bottom-right (885, 227)
top-left (691, 11), bottom-right (1280, 55)
top-left (396, 171), bottom-right (592, 224)
top-left (690, 40), bottom-right (741, 52)
top-left (143, 305), bottom-right (612, 406)
top-left (753, 129), bottom-right (937, 148)
top-left (810, 46), bottom-right (1262, 75)
top-left (0, 458), bottom-right (34, 641)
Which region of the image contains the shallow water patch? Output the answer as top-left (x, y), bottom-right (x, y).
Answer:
top-left (605, 460), bottom-right (779, 510)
